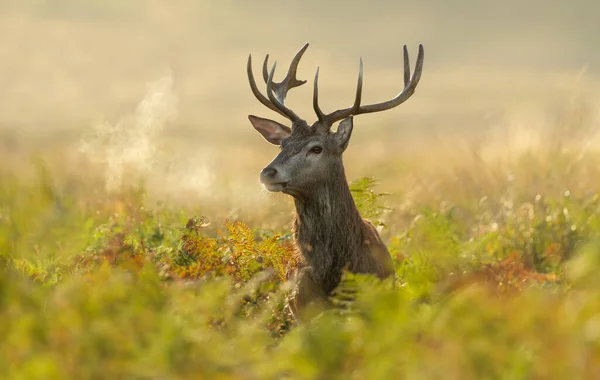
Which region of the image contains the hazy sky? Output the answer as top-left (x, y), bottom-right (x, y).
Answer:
top-left (0, 0), bottom-right (598, 130)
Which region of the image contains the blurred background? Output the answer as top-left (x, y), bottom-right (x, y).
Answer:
top-left (4, 3), bottom-right (600, 376)
top-left (0, 0), bottom-right (599, 225)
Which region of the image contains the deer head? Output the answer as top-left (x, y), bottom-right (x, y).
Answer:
top-left (247, 43), bottom-right (424, 198)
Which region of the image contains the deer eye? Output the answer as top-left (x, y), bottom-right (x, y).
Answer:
top-left (310, 146), bottom-right (323, 154)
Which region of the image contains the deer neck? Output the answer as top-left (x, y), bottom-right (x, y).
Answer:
top-left (292, 164), bottom-right (364, 281)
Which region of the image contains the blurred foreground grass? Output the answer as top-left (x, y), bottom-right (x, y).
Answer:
top-left (1, 1), bottom-right (600, 378)
top-left (2, 102), bottom-right (600, 379)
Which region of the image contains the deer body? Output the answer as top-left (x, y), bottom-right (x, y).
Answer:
top-left (290, 161), bottom-right (394, 312)
top-left (246, 43), bottom-right (424, 318)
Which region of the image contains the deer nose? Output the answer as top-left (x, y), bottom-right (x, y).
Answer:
top-left (260, 167), bottom-right (278, 179)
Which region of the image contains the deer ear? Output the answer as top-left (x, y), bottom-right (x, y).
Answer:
top-left (334, 116), bottom-right (354, 152)
top-left (248, 115), bottom-right (291, 145)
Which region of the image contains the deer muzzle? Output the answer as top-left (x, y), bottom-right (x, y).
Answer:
top-left (260, 166), bottom-right (290, 192)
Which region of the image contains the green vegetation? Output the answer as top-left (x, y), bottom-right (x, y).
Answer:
top-left (0, 1), bottom-right (598, 378)
top-left (2, 128), bottom-right (600, 379)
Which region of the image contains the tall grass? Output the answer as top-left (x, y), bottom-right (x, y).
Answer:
top-left (2, 100), bottom-right (600, 378)
top-left (1, 63), bottom-right (600, 377)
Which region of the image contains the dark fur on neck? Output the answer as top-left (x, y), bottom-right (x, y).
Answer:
top-left (291, 162), bottom-right (390, 296)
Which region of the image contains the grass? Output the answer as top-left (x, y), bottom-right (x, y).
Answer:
top-left (1, 56), bottom-right (600, 377)
top-left (2, 99), bottom-right (600, 379)
top-left (1, 2), bottom-right (599, 377)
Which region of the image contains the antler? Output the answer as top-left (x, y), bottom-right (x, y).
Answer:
top-left (247, 43), bottom-right (309, 123)
top-left (313, 44), bottom-right (424, 131)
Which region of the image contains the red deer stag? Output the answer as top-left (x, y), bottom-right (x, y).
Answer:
top-left (246, 43), bottom-right (424, 319)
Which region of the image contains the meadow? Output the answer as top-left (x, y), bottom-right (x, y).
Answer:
top-left (2, 1), bottom-right (600, 379)
top-left (3, 75), bottom-right (600, 379)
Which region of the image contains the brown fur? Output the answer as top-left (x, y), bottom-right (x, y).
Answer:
top-left (286, 147), bottom-right (394, 317)
top-left (248, 120), bottom-right (394, 318)
top-left (246, 43), bottom-right (423, 319)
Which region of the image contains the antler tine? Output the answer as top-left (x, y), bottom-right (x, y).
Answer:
top-left (262, 54), bottom-right (270, 83)
top-left (403, 45), bottom-right (411, 87)
top-left (247, 54), bottom-right (289, 119)
top-left (313, 67), bottom-right (326, 123)
top-left (247, 44), bottom-right (310, 123)
top-left (262, 43), bottom-right (309, 105)
top-left (315, 58), bottom-right (364, 131)
top-left (357, 43), bottom-right (424, 114)
top-left (267, 61), bottom-right (301, 122)
top-left (353, 57), bottom-right (364, 113)
top-left (314, 44), bottom-right (425, 129)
